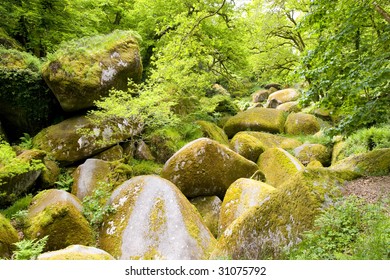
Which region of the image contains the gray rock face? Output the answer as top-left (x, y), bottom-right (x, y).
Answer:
top-left (42, 30), bottom-right (142, 112)
top-left (161, 138), bottom-right (259, 198)
top-left (99, 175), bottom-right (216, 260)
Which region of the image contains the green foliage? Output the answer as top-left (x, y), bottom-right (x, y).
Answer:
top-left (299, 0), bottom-right (390, 135)
top-left (287, 132), bottom-right (333, 148)
top-left (12, 236), bottom-right (48, 260)
top-left (19, 133), bottom-right (33, 149)
top-left (127, 159), bottom-right (163, 177)
top-left (287, 196), bottom-right (390, 260)
top-left (82, 184), bottom-right (116, 232)
top-left (341, 124), bottom-right (390, 159)
top-left (0, 195), bottom-right (32, 219)
top-left (54, 170), bottom-right (74, 192)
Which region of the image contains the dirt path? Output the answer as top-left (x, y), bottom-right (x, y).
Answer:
top-left (342, 176), bottom-right (390, 206)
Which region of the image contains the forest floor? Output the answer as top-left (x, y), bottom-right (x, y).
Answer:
top-left (342, 176), bottom-right (390, 209)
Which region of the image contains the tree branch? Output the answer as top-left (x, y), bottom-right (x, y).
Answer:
top-left (373, 2), bottom-right (390, 23)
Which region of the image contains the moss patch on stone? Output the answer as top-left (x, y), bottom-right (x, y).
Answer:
top-left (293, 143), bottom-right (331, 166)
top-left (25, 189), bottom-right (95, 252)
top-left (219, 179), bottom-right (275, 236)
top-left (0, 213), bottom-right (19, 259)
top-left (210, 168), bottom-right (355, 260)
top-left (161, 138), bottom-right (259, 198)
top-left (284, 113), bottom-right (320, 135)
top-left (196, 120), bottom-right (230, 146)
top-left (37, 245), bottom-right (115, 260)
top-left (258, 148), bottom-right (304, 188)
top-left (223, 108), bottom-right (287, 138)
top-left (190, 196), bottom-right (221, 238)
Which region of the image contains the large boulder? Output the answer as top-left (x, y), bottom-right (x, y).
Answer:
top-left (25, 189), bottom-right (95, 252)
top-left (190, 196), bottom-right (222, 238)
top-left (196, 120), bottom-right (229, 146)
top-left (99, 175), bottom-right (216, 260)
top-left (42, 30), bottom-right (142, 112)
top-left (0, 213), bottom-right (19, 259)
top-left (251, 89), bottom-right (270, 103)
top-left (0, 148), bottom-right (45, 208)
top-left (293, 143), bottom-right (331, 166)
top-left (37, 245), bottom-right (115, 260)
top-left (276, 101), bottom-right (300, 113)
top-left (94, 145), bottom-right (124, 162)
top-left (210, 169), bottom-right (357, 260)
top-left (330, 148), bottom-right (390, 176)
top-left (161, 138), bottom-right (259, 198)
top-left (258, 148), bottom-right (304, 188)
top-left (71, 159), bottom-right (111, 201)
top-left (223, 108), bottom-right (286, 138)
top-left (219, 179), bottom-right (275, 236)
top-left (284, 113), bottom-right (320, 135)
top-left (230, 131), bottom-right (302, 162)
top-left (0, 48), bottom-right (61, 141)
top-left (32, 115), bottom-right (139, 165)
top-left (266, 88), bottom-right (300, 108)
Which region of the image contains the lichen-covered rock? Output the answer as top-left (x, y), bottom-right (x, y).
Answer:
top-left (0, 213), bottom-right (19, 259)
top-left (331, 140), bottom-right (346, 165)
top-left (32, 115), bottom-right (139, 165)
top-left (37, 245), bottom-right (115, 260)
top-left (330, 148), bottom-right (390, 176)
top-left (196, 120), bottom-right (229, 146)
top-left (266, 88), bottom-right (300, 107)
top-left (72, 159), bottom-right (111, 201)
top-left (0, 149), bottom-right (45, 207)
top-left (230, 131), bottom-right (302, 162)
top-left (42, 30), bottom-right (142, 112)
top-left (276, 101), bottom-right (300, 112)
top-left (307, 160), bottom-right (323, 168)
top-left (0, 48), bottom-right (61, 141)
top-left (161, 138), bottom-right (259, 198)
top-left (25, 189), bottom-right (95, 252)
top-left (293, 143), bottom-right (331, 166)
top-left (210, 169), bottom-right (355, 260)
top-left (219, 179), bottom-right (275, 236)
top-left (94, 145), bottom-right (124, 162)
top-left (284, 113), bottom-right (320, 135)
top-left (99, 175), bottom-right (216, 260)
top-left (258, 148), bottom-right (304, 188)
top-left (223, 108), bottom-right (286, 138)
top-left (39, 156), bottom-right (61, 188)
top-left (134, 141), bottom-right (155, 161)
top-left (252, 89), bottom-right (270, 103)
top-left (190, 196), bottom-right (221, 238)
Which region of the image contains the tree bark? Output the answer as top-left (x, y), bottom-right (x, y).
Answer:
top-left (373, 2), bottom-right (390, 23)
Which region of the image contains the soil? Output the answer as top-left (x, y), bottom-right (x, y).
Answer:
top-left (342, 176), bottom-right (390, 207)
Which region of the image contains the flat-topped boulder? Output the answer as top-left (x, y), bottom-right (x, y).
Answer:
top-left (99, 175), bottom-right (216, 259)
top-left (161, 138), bottom-right (259, 198)
top-left (223, 108), bottom-right (286, 138)
top-left (42, 30), bottom-right (142, 112)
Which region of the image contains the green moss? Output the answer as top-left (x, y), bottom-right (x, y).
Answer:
top-left (196, 120), bottom-right (229, 146)
top-left (190, 196), bottom-right (221, 238)
top-left (223, 108), bottom-right (287, 138)
top-left (210, 169), bottom-right (351, 260)
top-left (293, 144), bottom-right (331, 166)
top-left (284, 113), bottom-right (321, 135)
top-left (0, 213), bottom-right (19, 258)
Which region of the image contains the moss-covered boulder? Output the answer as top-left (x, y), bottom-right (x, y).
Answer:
top-left (210, 169), bottom-right (355, 260)
top-left (0, 28), bottom-right (22, 50)
top-left (0, 213), bottom-right (19, 259)
top-left (32, 115), bottom-right (138, 165)
top-left (25, 189), bottom-right (95, 252)
top-left (307, 160), bottom-right (323, 168)
top-left (0, 48), bottom-right (62, 141)
top-left (94, 145), bottom-right (124, 162)
top-left (230, 131), bottom-right (302, 162)
top-left (39, 156), bottom-right (61, 188)
top-left (266, 88), bottom-right (300, 108)
top-left (42, 30), bottom-right (142, 112)
top-left (330, 148), bottom-right (390, 176)
top-left (223, 108), bottom-right (286, 138)
top-left (276, 101), bottom-right (300, 112)
top-left (293, 143), bottom-right (331, 166)
top-left (134, 141), bottom-right (155, 161)
top-left (71, 159), bottom-right (111, 200)
top-left (258, 148), bottom-right (304, 188)
top-left (161, 138), bottom-right (259, 198)
top-left (252, 89), bottom-right (270, 103)
top-left (196, 120), bottom-right (229, 146)
top-left (37, 245), bottom-right (115, 260)
top-left (219, 179), bottom-right (275, 236)
top-left (284, 113), bottom-right (320, 135)
top-left (99, 175), bottom-right (216, 259)
top-left (0, 148), bottom-right (45, 207)
top-left (190, 196), bottom-right (221, 238)
top-left (331, 140), bottom-right (346, 165)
